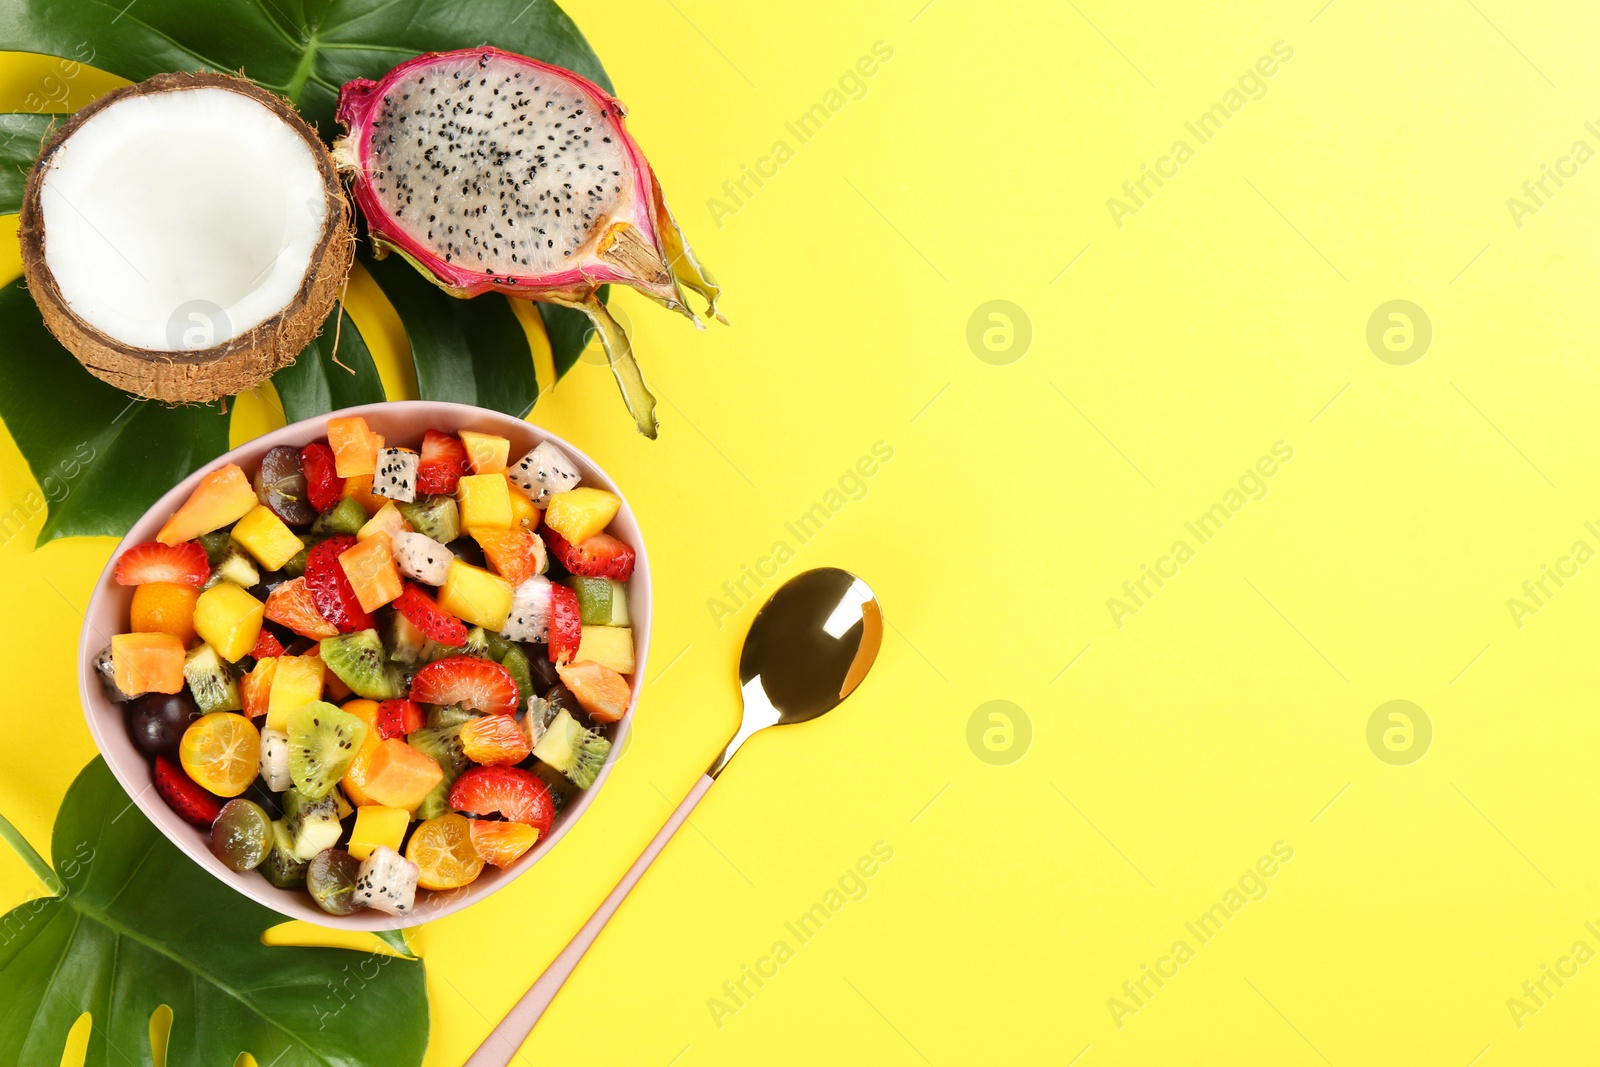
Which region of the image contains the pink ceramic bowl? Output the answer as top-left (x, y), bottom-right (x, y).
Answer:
top-left (78, 401), bottom-right (650, 930)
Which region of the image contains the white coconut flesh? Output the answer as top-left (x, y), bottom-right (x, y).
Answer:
top-left (38, 86), bottom-right (330, 352)
top-left (364, 54), bottom-right (631, 276)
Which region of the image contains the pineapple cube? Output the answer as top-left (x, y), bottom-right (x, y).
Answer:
top-left (459, 430), bottom-right (510, 474)
top-left (111, 633), bottom-right (186, 696)
top-left (575, 625), bottom-right (635, 675)
top-left (339, 535), bottom-right (403, 612)
top-left (348, 805), bottom-right (411, 861)
top-left (192, 582), bottom-right (264, 662)
top-left (157, 464), bottom-right (258, 545)
top-left (439, 559), bottom-right (513, 630)
top-left (266, 655), bottom-right (326, 732)
top-left (507, 479), bottom-right (540, 531)
top-left (232, 505), bottom-right (305, 571)
top-left (544, 487), bottom-right (621, 543)
top-left (458, 473), bottom-right (512, 529)
top-left (358, 502), bottom-right (411, 542)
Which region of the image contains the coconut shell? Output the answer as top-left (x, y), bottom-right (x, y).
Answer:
top-left (18, 71), bottom-right (354, 404)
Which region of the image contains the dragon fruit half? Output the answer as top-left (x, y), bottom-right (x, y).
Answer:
top-left (333, 48), bottom-right (722, 438)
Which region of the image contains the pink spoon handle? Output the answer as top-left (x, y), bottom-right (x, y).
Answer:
top-left (465, 773), bottom-right (716, 1067)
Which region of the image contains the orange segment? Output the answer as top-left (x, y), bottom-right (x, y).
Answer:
top-left (460, 714), bottom-right (531, 766)
top-left (179, 712), bottom-right (261, 797)
top-left (468, 820), bottom-right (539, 868)
top-left (241, 656), bottom-right (278, 719)
top-left (406, 814), bottom-right (485, 890)
top-left (129, 582), bottom-right (198, 644)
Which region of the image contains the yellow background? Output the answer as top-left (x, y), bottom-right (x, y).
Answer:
top-left (2, 1), bottom-right (1599, 1063)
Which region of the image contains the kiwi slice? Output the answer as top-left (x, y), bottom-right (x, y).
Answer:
top-left (465, 626), bottom-right (515, 661)
top-left (568, 577), bottom-right (631, 626)
top-left (313, 496), bottom-right (367, 535)
top-left (204, 545), bottom-right (260, 590)
top-left (408, 725), bottom-right (468, 820)
top-left (385, 610), bottom-right (426, 665)
top-left (426, 703), bottom-right (482, 730)
top-left (184, 644), bottom-right (241, 713)
top-left (198, 529), bottom-right (233, 566)
top-left (532, 708), bottom-right (612, 789)
top-left (398, 495), bottom-right (461, 543)
top-left (261, 819), bottom-right (309, 887)
top-left (319, 630), bottom-right (401, 700)
top-left (282, 534), bottom-right (313, 578)
top-left (530, 761), bottom-right (578, 816)
top-left (499, 645), bottom-right (533, 709)
top-left (286, 702), bottom-right (369, 800)
top-left (307, 848), bottom-right (363, 916)
top-left (283, 788), bottom-right (344, 861)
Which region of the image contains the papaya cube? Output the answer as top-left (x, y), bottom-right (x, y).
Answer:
top-left (343, 474), bottom-right (387, 517)
top-left (339, 535), bottom-right (402, 612)
top-left (576, 625), bottom-right (635, 675)
top-left (358, 502), bottom-right (411, 542)
top-left (338, 699), bottom-right (384, 806)
top-left (459, 430), bottom-right (510, 474)
top-left (231, 505), bottom-right (305, 571)
top-left (544, 488), bottom-right (621, 544)
top-left (265, 655), bottom-right (326, 732)
top-left (192, 582), bottom-right (263, 662)
top-left (328, 416), bottom-right (383, 477)
top-left (457, 473), bottom-right (512, 529)
top-left (439, 559), bottom-right (513, 630)
top-left (110, 632), bottom-right (186, 696)
top-left (361, 739), bottom-right (445, 810)
top-left (507, 479), bottom-right (540, 532)
top-left (156, 464), bottom-right (257, 545)
top-left (348, 805), bottom-right (411, 861)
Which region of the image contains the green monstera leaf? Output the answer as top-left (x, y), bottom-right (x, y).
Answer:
top-left (0, 0), bottom-right (612, 541)
top-left (0, 757), bottom-right (427, 1067)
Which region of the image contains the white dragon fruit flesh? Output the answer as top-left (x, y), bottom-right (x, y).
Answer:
top-left (374, 447), bottom-right (418, 503)
top-left (353, 845), bottom-right (418, 916)
top-left (258, 728), bottom-right (292, 792)
top-left (333, 47), bottom-right (723, 438)
top-left (508, 440), bottom-right (581, 506)
top-left (392, 530), bottom-right (452, 585)
top-left (501, 574), bottom-right (552, 642)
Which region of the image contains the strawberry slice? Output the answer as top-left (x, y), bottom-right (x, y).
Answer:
top-left (250, 629), bottom-right (286, 660)
top-left (376, 698), bottom-right (425, 740)
top-left (153, 756), bottom-right (223, 828)
top-left (417, 429), bottom-right (471, 495)
top-left (448, 766), bottom-right (553, 834)
top-left (300, 441), bottom-right (343, 512)
top-left (547, 583), bottom-right (581, 664)
top-left (304, 535), bottom-right (374, 632)
top-left (114, 540), bottom-right (209, 588)
top-left (394, 582), bottom-right (468, 647)
top-left (410, 655), bottom-right (519, 715)
top-left (264, 576), bottom-right (339, 639)
top-left (541, 529), bottom-right (634, 581)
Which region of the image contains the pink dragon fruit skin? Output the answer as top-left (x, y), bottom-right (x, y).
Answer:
top-left (333, 48), bottom-right (722, 437)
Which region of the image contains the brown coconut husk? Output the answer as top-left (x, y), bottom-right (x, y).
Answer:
top-left (17, 71), bottom-right (354, 404)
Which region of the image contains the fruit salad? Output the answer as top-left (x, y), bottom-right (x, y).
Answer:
top-left (95, 416), bottom-right (637, 919)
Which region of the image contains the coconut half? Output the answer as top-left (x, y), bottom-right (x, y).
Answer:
top-left (19, 72), bottom-right (354, 403)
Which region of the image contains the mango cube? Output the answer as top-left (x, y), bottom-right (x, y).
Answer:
top-left (576, 625), bottom-right (635, 675)
top-left (544, 488), bottom-right (620, 543)
top-left (358, 502), bottom-right (410, 542)
top-left (439, 559), bottom-right (513, 630)
top-left (111, 632), bottom-right (186, 696)
top-left (266, 655), bottom-right (326, 732)
top-left (339, 535), bottom-right (403, 612)
top-left (192, 582), bottom-right (263, 662)
top-left (157, 464), bottom-right (257, 545)
top-left (232, 505), bottom-right (305, 571)
top-left (459, 430), bottom-right (510, 474)
top-left (457, 473), bottom-right (512, 529)
top-left (348, 805), bottom-right (411, 861)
